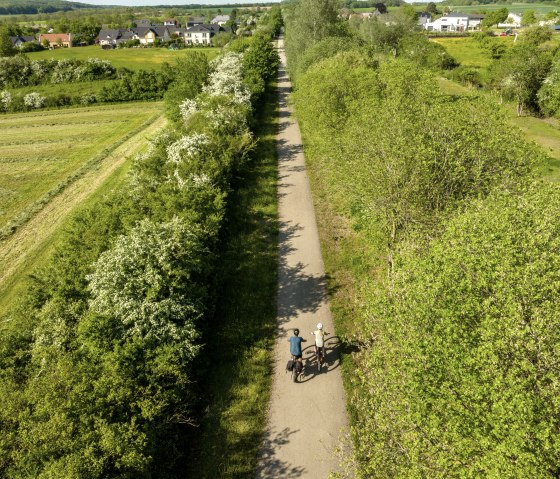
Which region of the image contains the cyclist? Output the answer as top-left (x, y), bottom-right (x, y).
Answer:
top-left (288, 329), bottom-right (306, 375)
top-left (312, 323), bottom-right (328, 363)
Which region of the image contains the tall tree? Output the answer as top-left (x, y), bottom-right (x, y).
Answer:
top-left (0, 26), bottom-right (15, 57)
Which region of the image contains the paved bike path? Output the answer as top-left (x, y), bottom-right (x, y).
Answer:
top-left (256, 38), bottom-right (350, 478)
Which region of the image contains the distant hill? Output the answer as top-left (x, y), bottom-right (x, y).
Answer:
top-left (0, 0), bottom-right (94, 15)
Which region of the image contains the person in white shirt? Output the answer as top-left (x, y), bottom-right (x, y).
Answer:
top-left (311, 322), bottom-right (328, 361)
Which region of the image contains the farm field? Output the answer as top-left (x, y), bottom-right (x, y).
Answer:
top-left (0, 102), bottom-right (162, 235)
top-left (0, 105), bottom-right (167, 315)
top-left (25, 45), bottom-right (220, 71)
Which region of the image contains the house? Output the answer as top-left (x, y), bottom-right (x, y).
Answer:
top-left (185, 24), bottom-right (224, 45)
top-left (134, 26), bottom-right (172, 44)
top-left (186, 16), bottom-right (206, 27)
top-left (10, 35), bottom-right (35, 48)
top-left (417, 12), bottom-right (432, 26)
top-left (97, 29), bottom-right (123, 46)
top-left (164, 18), bottom-right (178, 27)
top-left (211, 15), bottom-right (230, 26)
top-left (38, 33), bottom-right (73, 48)
top-left (97, 25), bottom-right (192, 47)
top-left (424, 12), bottom-right (485, 32)
top-left (498, 12), bottom-right (522, 28)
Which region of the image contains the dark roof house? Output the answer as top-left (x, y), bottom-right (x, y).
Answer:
top-left (10, 35), bottom-right (35, 48)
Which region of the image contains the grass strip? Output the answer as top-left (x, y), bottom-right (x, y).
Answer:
top-left (183, 84), bottom-right (279, 478)
top-left (0, 111), bottom-right (162, 241)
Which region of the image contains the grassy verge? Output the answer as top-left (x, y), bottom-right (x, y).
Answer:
top-left (438, 77), bottom-right (560, 181)
top-left (183, 84), bottom-right (279, 478)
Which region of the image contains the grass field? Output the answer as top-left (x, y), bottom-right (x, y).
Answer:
top-left (354, 3), bottom-right (559, 13)
top-left (25, 45), bottom-right (220, 71)
top-left (0, 102), bottom-right (162, 233)
top-left (432, 36), bottom-right (514, 68)
top-left (446, 3), bottom-right (559, 13)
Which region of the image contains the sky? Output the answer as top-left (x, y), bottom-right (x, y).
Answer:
top-left (66, 0), bottom-right (279, 5)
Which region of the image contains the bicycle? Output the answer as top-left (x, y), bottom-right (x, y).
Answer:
top-left (289, 355), bottom-right (303, 382)
top-left (315, 346), bottom-right (326, 372)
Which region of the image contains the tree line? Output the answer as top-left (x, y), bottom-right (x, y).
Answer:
top-left (0, 25), bottom-right (279, 477)
top-left (284, 1), bottom-right (560, 477)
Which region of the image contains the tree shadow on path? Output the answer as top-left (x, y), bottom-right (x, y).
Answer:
top-left (255, 427), bottom-right (306, 478)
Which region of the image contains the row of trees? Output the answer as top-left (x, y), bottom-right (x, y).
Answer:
top-left (448, 26), bottom-right (560, 117)
top-left (285, 1), bottom-right (560, 477)
top-left (0, 31), bottom-right (278, 477)
top-left (0, 56), bottom-right (117, 88)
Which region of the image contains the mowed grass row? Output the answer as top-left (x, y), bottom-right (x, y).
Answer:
top-left (0, 102), bottom-right (163, 230)
top-left (25, 44), bottom-right (220, 71)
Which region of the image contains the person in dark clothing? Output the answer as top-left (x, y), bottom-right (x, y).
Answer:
top-left (289, 328), bottom-right (306, 359)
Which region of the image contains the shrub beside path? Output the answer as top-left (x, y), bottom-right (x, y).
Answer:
top-left (255, 38), bottom-right (351, 478)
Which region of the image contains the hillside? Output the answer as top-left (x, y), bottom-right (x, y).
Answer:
top-left (0, 0), bottom-right (94, 15)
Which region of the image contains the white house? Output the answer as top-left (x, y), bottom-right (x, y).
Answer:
top-left (498, 12), bottom-right (522, 28)
top-left (211, 15), bottom-right (230, 26)
top-left (185, 24), bottom-right (221, 45)
top-left (424, 12), bottom-right (485, 32)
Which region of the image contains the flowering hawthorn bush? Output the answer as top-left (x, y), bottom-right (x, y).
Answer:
top-left (23, 92), bottom-right (45, 108)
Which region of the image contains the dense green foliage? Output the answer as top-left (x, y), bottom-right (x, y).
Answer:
top-left (285, 2), bottom-right (559, 477)
top-left (0, 34), bottom-right (278, 477)
top-left (0, 56), bottom-right (117, 88)
top-left (354, 184), bottom-right (560, 478)
top-left (0, 0), bottom-right (87, 15)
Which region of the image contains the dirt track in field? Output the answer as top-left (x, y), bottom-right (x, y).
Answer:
top-left (255, 39), bottom-right (351, 479)
top-left (0, 115), bottom-right (167, 294)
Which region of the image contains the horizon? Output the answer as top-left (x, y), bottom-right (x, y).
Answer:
top-left (65, 0), bottom-right (280, 5)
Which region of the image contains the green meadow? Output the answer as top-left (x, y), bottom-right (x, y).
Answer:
top-left (0, 102), bottom-right (162, 232)
top-left (432, 36), bottom-right (514, 69)
top-left (25, 44), bottom-right (220, 71)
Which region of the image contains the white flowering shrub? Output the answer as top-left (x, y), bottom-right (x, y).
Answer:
top-left (80, 93), bottom-right (97, 105)
top-left (87, 217), bottom-right (205, 354)
top-left (24, 92), bottom-right (46, 109)
top-left (203, 52), bottom-right (251, 107)
top-left (31, 60), bottom-right (47, 79)
top-left (179, 98), bottom-right (198, 123)
top-left (0, 90), bottom-right (11, 111)
top-left (166, 133), bottom-right (211, 187)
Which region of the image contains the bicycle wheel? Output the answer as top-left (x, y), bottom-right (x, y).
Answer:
top-left (292, 366), bottom-right (297, 382)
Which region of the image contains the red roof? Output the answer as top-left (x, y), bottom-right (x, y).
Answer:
top-left (39, 33), bottom-right (72, 42)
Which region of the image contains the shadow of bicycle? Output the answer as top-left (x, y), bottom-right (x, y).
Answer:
top-left (295, 336), bottom-right (342, 383)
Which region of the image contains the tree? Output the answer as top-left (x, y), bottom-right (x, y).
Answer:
top-left (354, 183), bottom-right (560, 478)
top-left (491, 43), bottom-right (552, 115)
top-left (284, 0), bottom-right (347, 74)
top-left (374, 2), bottom-right (387, 14)
top-left (521, 9), bottom-right (536, 26)
top-left (523, 25), bottom-right (552, 45)
top-left (425, 2), bottom-right (438, 15)
top-left (0, 26), bottom-right (15, 57)
top-left (481, 7), bottom-right (508, 28)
